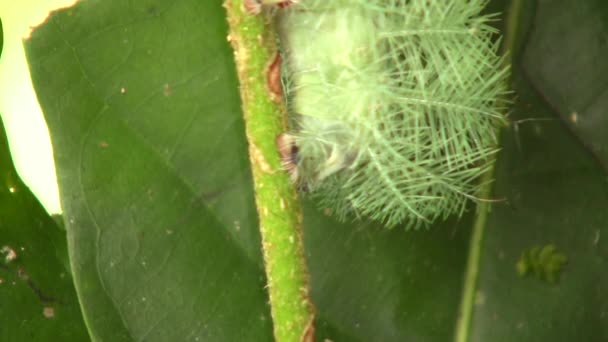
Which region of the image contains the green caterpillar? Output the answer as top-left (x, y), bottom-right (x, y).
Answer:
top-left (271, 0), bottom-right (510, 228)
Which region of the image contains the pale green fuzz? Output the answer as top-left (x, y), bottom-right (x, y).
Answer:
top-left (278, 0), bottom-right (510, 229)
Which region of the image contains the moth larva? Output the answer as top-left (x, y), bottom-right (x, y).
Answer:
top-left (274, 0), bottom-right (510, 229)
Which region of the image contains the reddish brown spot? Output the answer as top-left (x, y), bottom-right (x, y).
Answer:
top-left (267, 52), bottom-right (283, 101)
top-left (244, 0), bottom-right (261, 14)
top-left (245, 0), bottom-right (294, 14)
top-left (278, 1), bottom-right (294, 8)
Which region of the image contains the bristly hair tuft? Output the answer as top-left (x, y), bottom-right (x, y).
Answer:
top-left (277, 0), bottom-right (510, 229)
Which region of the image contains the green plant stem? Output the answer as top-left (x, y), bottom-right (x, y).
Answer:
top-left (453, 1), bottom-right (523, 341)
top-left (224, 2), bottom-right (315, 341)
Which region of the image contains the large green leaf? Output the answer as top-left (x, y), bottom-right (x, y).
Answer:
top-left (25, 0), bottom-right (272, 340)
top-left (470, 1), bottom-right (608, 340)
top-left (521, 0), bottom-right (608, 168)
top-left (22, 0), bottom-right (608, 341)
top-left (0, 116), bottom-right (89, 341)
top-left (306, 207), bottom-right (474, 341)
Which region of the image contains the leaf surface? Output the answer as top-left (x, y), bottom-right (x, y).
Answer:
top-left (25, 0), bottom-right (272, 340)
top-left (469, 1), bottom-right (608, 340)
top-left (0, 117), bottom-right (89, 341)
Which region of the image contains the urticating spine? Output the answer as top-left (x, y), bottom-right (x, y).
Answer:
top-left (278, 0), bottom-right (510, 228)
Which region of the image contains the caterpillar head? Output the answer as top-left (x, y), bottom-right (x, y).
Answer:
top-left (276, 133), bottom-right (299, 183)
top-left (276, 126), bottom-right (358, 191)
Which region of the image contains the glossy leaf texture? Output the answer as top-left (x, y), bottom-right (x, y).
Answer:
top-left (22, 0), bottom-right (608, 341)
top-left (0, 117), bottom-right (89, 341)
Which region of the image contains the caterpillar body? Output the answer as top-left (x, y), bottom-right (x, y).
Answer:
top-left (272, 0), bottom-right (510, 229)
